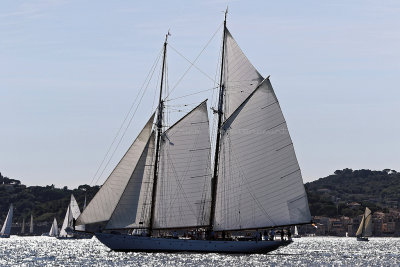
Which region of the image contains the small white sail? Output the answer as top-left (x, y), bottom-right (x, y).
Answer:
top-left (106, 132), bottom-right (155, 229)
top-left (77, 114), bottom-right (155, 226)
top-left (21, 217), bottom-right (25, 234)
top-left (214, 76), bottom-right (311, 231)
top-left (29, 214), bottom-right (34, 234)
top-left (49, 218), bottom-right (59, 237)
top-left (60, 204), bottom-right (73, 237)
top-left (1, 204), bottom-right (13, 236)
top-left (295, 226), bottom-right (299, 236)
top-left (153, 101), bottom-right (212, 229)
top-left (356, 207), bottom-right (372, 237)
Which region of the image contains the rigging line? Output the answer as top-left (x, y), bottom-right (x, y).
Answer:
top-left (165, 87), bottom-right (218, 102)
top-left (164, 23), bottom-right (223, 99)
top-left (168, 44), bottom-right (217, 87)
top-left (89, 48), bottom-right (163, 185)
top-left (92, 48), bottom-right (163, 186)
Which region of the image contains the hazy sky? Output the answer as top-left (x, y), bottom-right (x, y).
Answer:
top-left (1, 0), bottom-right (399, 188)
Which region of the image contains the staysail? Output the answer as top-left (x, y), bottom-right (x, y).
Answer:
top-left (106, 132), bottom-right (155, 229)
top-left (76, 114), bottom-right (155, 226)
top-left (153, 101), bottom-right (212, 229)
top-left (213, 29), bottom-right (311, 231)
top-left (356, 207), bottom-right (372, 237)
top-left (0, 204), bottom-right (13, 236)
top-left (49, 218), bottom-right (59, 237)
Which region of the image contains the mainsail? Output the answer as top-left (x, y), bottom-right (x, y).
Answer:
top-left (77, 114), bottom-right (155, 226)
top-left (213, 29), bottom-right (311, 231)
top-left (153, 101), bottom-right (212, 229)
top-left (356, 207), bottom-right (372, 237)
top-left (49, 218), bottom-right (59, 237)
top-left (0, 204), bottom-right (13, 236)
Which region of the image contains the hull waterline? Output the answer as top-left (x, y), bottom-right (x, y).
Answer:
top-left (95, 233), bottom-right (290, 253)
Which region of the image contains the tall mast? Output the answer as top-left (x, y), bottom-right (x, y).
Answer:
top-left (209, 9), bottom-right (228, 231)
top-left (149, 32), bottom-right (169, 236)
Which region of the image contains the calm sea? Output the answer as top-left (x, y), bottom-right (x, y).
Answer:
top-left (0, 236), bottom-right (399, 266)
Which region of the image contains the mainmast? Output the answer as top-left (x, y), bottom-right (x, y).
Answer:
top-left (209, 9), bottom-right (228, 231)
top-left (149, 32), bottom-right (169, 236)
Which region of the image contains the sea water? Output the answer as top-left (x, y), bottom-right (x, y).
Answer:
top-left (0, 236), bottom-right (399, 266)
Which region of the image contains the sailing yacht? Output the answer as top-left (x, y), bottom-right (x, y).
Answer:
top-left (59, 194), bottom-right (87, 239)
top-left (29, 214), bottom-right (34, 236)
top-left (0, 204), bottom-right (13, 238)
top-left (76, 11), bottom-right (311, 253)
top-left (49, 218), bottom-right (59, 237)
top-left (356, 207), bottom-right (372, 241)
top-left (293, 226), bottom-right (301, 238)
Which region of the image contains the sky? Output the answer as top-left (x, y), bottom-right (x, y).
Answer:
top-left (1, 0), bottom-right (399, 188)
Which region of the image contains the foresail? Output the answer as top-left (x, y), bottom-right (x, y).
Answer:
top-left (76, 114), bottom-right (155, 226)
top-left (106, 132), bottom-right (155, 229)
top-left (214, 79), bottom-right (311, 231)
top-left (223, 28), bottom-right (264, 119)
top-left (153, 101), bottom-right (212, 229)
top-left (0, 204), bottom-right (13, 235)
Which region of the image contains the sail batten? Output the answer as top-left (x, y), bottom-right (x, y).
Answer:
top-left (76, 114), bottom-right (155, 226)
top-left (153, 101), bottom-right (212, 229)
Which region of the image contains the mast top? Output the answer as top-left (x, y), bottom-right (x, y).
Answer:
top-left (165, 30), bottom-right (171, 44)
top-left (224, 7), bottom-right (228, 22)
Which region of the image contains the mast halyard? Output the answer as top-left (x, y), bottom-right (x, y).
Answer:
top-left (149, 32), bottom-right (169, 236)
top-left (209, 9), bottom-right (228, 232)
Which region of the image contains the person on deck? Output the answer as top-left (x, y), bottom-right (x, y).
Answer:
top-left (280, 229), bottom-right (284, 241)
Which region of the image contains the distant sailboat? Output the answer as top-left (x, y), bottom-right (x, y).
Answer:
top-left (29, 214), bottom-right (34, 235)
top-left (0, 204), bottom-right (13, 238)
top-left (20, 217), bottom-right (25, 235)
top-left (356, 207), bottom-right (372, 241)
top-left (49, 218), bottom-right (59, 237)
top-left (293, 226), bottom-right (301, 238)
top-left (76, 10), bottom-right (312, 253)
top-left (59, 194), bottom-right (88, 239)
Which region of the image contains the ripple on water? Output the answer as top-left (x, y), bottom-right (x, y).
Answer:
top-left (0, 236), bottom-right (399, 266)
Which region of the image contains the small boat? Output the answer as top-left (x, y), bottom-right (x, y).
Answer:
top-left (0, 204), bottom-right (13, 238)
top-left (59, 194), bottom-right (91, 239)
top-left (49, 218), bottom-right (59, 237)
top-left (19, 217), bottom-right (26, 236)
top-left (293, 226), bottom-right (301, 238)
top-left (76, 10), bottom-right (311, 253)
top-left (29, 214), bottom-right (34, 236)
top-left (356, 207), bottom-right (372, 241)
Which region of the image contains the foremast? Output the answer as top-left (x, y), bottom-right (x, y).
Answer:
top-left (209, 9), bottom-right (228, 232)
top-left (149, 32), bottom-right (169, 236)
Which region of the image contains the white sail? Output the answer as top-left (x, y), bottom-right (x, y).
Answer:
top-left (70, 195), bottom-right (84, 231)
top-left (153, 101), bottom-right (212, 229)
top-left (214, 76), bottom-right (311, 231)
top-left (106, 132), bottom-right (155, 229)
top-left (59, 204), bottom-right (72, 237)
top-left (356, 207), bottom-right (372, 237)
top-left (0, 204), bottom-right (13, 236)
top-left (21, 217), bottom-right (25, 234)
top-left (49, 218), bottom-right (59, 237)
top-left (223, 29), bottom-right (264, 119)
top-left (76, 114), bottom-right (155, 226)
top-left (294, 226), bottom-right (298, 236)
top-left (29, 214), bottom-right (34, 234)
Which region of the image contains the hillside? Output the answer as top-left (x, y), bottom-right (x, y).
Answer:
top-left (0, 172), bottom-right (99, 229)
top-left (305, 168), bottom-right (400, 218)
top-left (1, 168), bottom-right (399, 232)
